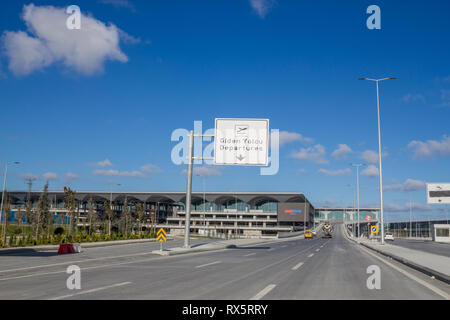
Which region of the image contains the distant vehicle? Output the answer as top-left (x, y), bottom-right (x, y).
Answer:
top-left (304, 230), bottom-right (313, 239)
top-left (322, 222), bottom-right (333, 238)
top-left (384, 232), bottom-right (394, 241)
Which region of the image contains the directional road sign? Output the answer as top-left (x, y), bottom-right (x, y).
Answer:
top-left (157, 228), bottom-right (166, 242)
top-left (426, 183), bottom-right (450, 204)
top-left (365, 215), bottom-right (372, 222)
top-left (371, 226), bottom-right (378, 234)
top-left (214, 118), bottom-right (269, 166)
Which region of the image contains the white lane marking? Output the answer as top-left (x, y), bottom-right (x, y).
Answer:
top-left (267, 248), bottom-right (275, 251)
top-left (195, 261), bottom-right (222, 268)
top-left (308, 253), bottom-right (314, 258)
top-left (358, 245), bottom-right (450, 300)
top-left (281, 245), bottom-right (287, 248)
top-left (49, 282), bottom-right (131, 300)
top-left (244, 253), bottom-right (256, 257)
top-left (250, 284), bottom-right (276, 300)
top-left (292, 262), bottom-right (304, 271)
top-left (315, 249), bottom-right (320, 252)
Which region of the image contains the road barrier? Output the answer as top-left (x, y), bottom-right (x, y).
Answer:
top-left (57, 243), bottom-right (81, 255)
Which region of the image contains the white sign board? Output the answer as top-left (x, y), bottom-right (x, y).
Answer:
top-left (427, 183), bottom-right (450, 204)
top-left (214, 118), bottom-right (269, 166)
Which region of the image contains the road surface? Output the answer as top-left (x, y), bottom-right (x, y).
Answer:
top-left (0, 227), bottom-right (448, 300)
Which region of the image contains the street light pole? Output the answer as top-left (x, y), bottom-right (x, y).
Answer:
top-left (1, 161), bottom-right (20, 241)
top-left (351, 163), bottom-right (364, 243)
top-left (359, 77), bottom-right (396, 244)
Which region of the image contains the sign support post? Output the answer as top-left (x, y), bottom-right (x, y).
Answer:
top-left (184, 130), bottom-right (194, 248)
top-left (183, 119), bottom-right (268, 248)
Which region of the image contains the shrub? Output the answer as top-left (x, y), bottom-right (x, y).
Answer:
top-left (54, 227), bottom-right (65, 236)
top-left (25, 234), bottom-right (32, 245)
top-left (14, 228), bottom-right (22, 235)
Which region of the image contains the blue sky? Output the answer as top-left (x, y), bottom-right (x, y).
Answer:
top-left (0, 0), bottom-right (449, 221)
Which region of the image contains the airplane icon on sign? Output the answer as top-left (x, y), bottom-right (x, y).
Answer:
top-left (235, 125), bottom-right (249, 136)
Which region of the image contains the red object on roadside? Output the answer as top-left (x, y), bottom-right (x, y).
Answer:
top-left (58, 244), bottom-right (75, 254)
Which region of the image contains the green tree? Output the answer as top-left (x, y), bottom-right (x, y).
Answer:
top-left (1, 191), bottom-right (11, 244)
top-left (63, 187), bottom-right (77, 236)
top-left (122, 198), bottom-right (131, 237)
top-left (25, 200), bottom-right (33, 234)
top-left (15, 206), bottom-right (24, 235)
top-left (104, 200), bottom-right (114, 236)
top-left (87, 197), bottom-right (95, 235)
top-left (36, 182), bottom-right (51, 239)
top-left (136, 202), bottom-right (145, 235)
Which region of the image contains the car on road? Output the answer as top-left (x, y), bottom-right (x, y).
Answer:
top-left (304, 230), bottom-right (313, 239)
top-left (384, 232), bottom-right (394, 241)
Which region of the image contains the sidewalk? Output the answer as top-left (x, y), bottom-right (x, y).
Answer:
top-left (344, 226), bottom-right (450, 284)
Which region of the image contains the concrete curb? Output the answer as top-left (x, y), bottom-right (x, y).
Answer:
top-left (342, 225), bottom-right (450, 284)
top-left (0, 238), bottom-right (173, 255)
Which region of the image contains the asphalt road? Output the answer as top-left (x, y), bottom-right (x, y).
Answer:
top-left (0, 228), bottom-right (448, 300)
top-left (388, 238), bottom-right (450, 258)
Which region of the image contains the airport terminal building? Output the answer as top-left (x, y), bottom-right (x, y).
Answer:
top-left (3, 191), bottom-right (317, 238)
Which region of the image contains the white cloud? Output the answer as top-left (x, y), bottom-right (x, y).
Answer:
top-left (91, 159), bottom-right (113, 168)
top-left (401, 93), bottom-right (426, 104)
top-left (331, 144), bottom-right (353, 159)
top-left (93, 163), bottom-right (161, 178)
top-left (361, 150), bottom-right (378, 164)
top-left (19, 173), bottom-right (38, 181)
top-left (99, 0), bottom-right (136, 11)
top-left (183, 166), bottom-right (222, 177)
top-left (384, 179), bottom-right (426, 192)
top-left (93, 169), bottom-right (146, 178)
top-left (2, 4), bottom-right (129, 76)
top-left (441, 89), bottom-right (450, 107)
top-left (296, 169), bottom-right (307, 175)
top-left (291, 144), bottom-right (328, 164)
top-left (384, 202), bottom-right (432, 213)
top-left (249, 0), bottom-right (276, 18)
top-left (318, 168), bottom-right (351, 177)
top-left (276, 131), bottom-right (313, 147)
top-left (361, 164), bottom-right (379, 177)
top-left (360, 150), bottom-right (387, 164)
top-left (408, 135), bottom-right (450, 159)
top-left (42, 172), bottom-right (58, 180)
top-left (64, 172), bottom-right (79, 183)
top-left (140, 164), bottom-right (162, 174)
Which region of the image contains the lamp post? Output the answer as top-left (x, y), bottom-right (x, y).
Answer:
top-left (351, 163), bottom-right (365, 243)
top-left (1, 161), bottom-right (20, 241)
top-left (359, 76), bottom-right (396, 244)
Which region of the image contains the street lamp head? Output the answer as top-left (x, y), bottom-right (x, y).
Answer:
top-left (358, 78), bottom-right (367, 80)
